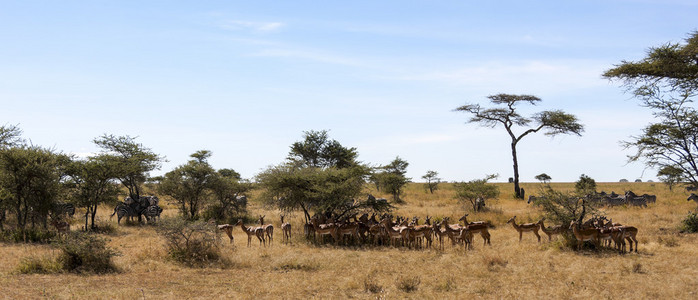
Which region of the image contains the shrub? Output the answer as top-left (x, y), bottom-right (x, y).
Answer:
top-left (0, 228), bottom-right (56, 243)
top-left (56, 232), bottom-right (119, 273)
top-left (680, 211), bottom-right (698, 233)
top-left (396, 276), bottom-right (421, 293)
top-left (156, 218), bottom-right (227, 268)
top-left (15, 256), bottom-right (63, 274)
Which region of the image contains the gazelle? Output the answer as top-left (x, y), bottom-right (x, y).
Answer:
top-left (281, 215), bottom-right (291, 243)
top-left (258, 215), bottom-right (274, 245)
top-left (617, 225), bottom-right (639, 253)
top-left (458, 215), bottom-right (492, 246)
top-left (336, 220), bottom-right (360, 245)
top-left (218, 224), bottom-right (235, 244)
top-left (432, 222), bottom-right (449, 250)
top-left (380, 218), bottom-right (405, 247)
top-left (236, 219), bottom-right (265, 247)
top-left (538, 217), bottom-right (564, 241)
top-left (310, 217), bottom-right (339, 244)
top-left (569, 220), bottom-right (600, 250)
top-left (507, 216), bottom-right (542, 242)
top-left (51, 218), bottom-right (70, 236)
top-left (440, 218), bottom-right (463, 246)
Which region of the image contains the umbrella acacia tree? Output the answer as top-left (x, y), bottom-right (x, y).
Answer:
top-left (66, 155), bottom-right (121, 231)
top-left (604, 31), bottom-right (698, 188)
top-left (257, 130), bottom-right (389, 224)
top-left (455, 94), bottom-right (584, 198)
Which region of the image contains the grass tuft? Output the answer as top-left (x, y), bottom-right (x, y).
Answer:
top-left (396, 276), bottom-right (421, 293)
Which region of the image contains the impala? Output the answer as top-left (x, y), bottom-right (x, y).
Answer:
top-left (310, 217), bottom-right (339, 244)
top-left (569, 220), bottom-right (600, 250)
top-left (258, 215), bottom-right (274, 245)
top-left (51, 219), bottom-right (70, 236)
top-left (281, 215), bottom-right (291, 244)
top-left (507, 216), bottom-right (542, 242)
top-left (458, 215), bottom-right (491, 246)
top-left (538, 217), bottom-right (564, 241)
top-left (380, 218), bottom-right (405, 247)
top-left (218, 224), bottom-right (235, 244)
top-left (236, 219), bottom-right (265, 247)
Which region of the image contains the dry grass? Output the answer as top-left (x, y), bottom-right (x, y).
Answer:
top-left (2, 182), bottom-right (698, 299)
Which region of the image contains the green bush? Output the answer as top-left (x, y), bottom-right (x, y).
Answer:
top-left (0, 228), bottom-right (56, 243)
top-left (15, 256), bottom-right (63, 274)
top-left (56, 232), bottom-right (119, 273)
top-left (156, 218), bottom-right (228, 268)
top-left (680, 211), bottom-right (698, 233)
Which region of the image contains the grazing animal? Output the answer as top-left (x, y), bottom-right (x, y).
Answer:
top-left (538, 217), bottom-right (564, 241)
top-left (143, 205), bottom-right (162, 223)
top-left (110, 203), bottom-right (139, 225)
top-left (457, 214), bottom-right (491, 246)
top-left (507, 216), bottom-right (543, 242)
top-left (236, 219), bottom-right (265, 247)
top-left (218, 224), bottom-right (235, 244)
top-left (688, 193), bottom-right (698, 204)
top-left (569, 220), bottom-right (600, 250)
top-left (54, 202), bottom-right (76, 218)
top-left (281, 215), bottom-right (292, 243)
top-left (51, 219), bottom-right (70, 236)
top-left (258, 215), bottom-right (274, 245)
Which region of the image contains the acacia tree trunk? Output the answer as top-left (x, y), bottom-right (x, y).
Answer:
top-left (511, 141), bottom-right (522, 199)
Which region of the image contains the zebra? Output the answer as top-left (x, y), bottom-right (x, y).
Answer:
top-left (110, 203), bottom-right (140, 225)
top-left (143, 205), bottom-right (163, 223)
top-left (54, 202), bottom-right (76, 218)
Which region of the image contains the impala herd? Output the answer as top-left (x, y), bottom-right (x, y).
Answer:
top-left (217, 212), bottom-right (640, 254)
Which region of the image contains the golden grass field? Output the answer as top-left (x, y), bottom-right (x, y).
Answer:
top-left (2, 182), bottom-right (698, 299)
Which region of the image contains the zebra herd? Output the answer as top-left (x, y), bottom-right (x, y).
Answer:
top-left (110, 195), bottom-right (163, 224)
top-left (527, 190), bottom-right (657, 208)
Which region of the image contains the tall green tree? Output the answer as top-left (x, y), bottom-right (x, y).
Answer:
top-left (159, 150), bottom-right (216, 220)
top-left (258, 131), bottom-right (383, 223)
top-left (377, 156), bottom-right (411, 203)
top-left (0, 124), bottom-right (23, 148)
top-left (422, 170), bottom-right (441, 194)
top-left (455, 94), bottom-right (584, 198)
top-left (288, 130), bottom-right (358, 168)
top-left (0, 145), bottom-right (70, 230)
top-left (93, 134), bottom-right (164, 201)
top-left (454, 174), bottom-right (500, 212)
top-left (535, 173), bottom-right (552, 184)
top-left (657, 166), bottom-right (684, 191)
top-left (66, 155), bottom-right (121, 231)
top-left (604, 31), bottom-right (698, 187)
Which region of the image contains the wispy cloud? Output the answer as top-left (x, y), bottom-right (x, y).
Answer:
top-left (250, 48), bottom-right (367, 67)
top-left (219, 20), bottom-right (285, 32)
top-left (396, 60), bottom-right (609, 95)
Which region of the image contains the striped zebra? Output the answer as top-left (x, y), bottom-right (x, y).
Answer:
top-left (54, 202), bottom-right (76, 218)
top-left (110, 203), bottom-right (139, 225)
top-left (143, 205), bottom-right (163, 223)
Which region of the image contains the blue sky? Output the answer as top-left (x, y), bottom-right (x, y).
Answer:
top-left (1, 0), bottom-right (696, 182)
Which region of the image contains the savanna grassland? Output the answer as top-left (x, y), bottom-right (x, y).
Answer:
top-left (2, 182), bottom-right (698, 299)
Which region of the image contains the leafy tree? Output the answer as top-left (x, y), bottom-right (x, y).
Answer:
top-left (575, 174), bottom-right (596, 195)
top-left (0, 124), bottom-right (23, 148)
top-left (604, 31), bottom-right (698, 188)
top-left (422, 170), bottom-right (441, 194)
top-left (657, 166), bottom-right (684, 191)
top-left (65, 155), bottom-right (121, 231)
top-left (453, 174), bottom-right (500, 212)
top-left (454, 94), bottom-right (584, 198)
top-left (288, 130), bottom-right (358, 168)
top-left (0, 145), bottom-right (70, 231)
top-left (258, 131), bottom-right (385, 224)
top-left (93, 134), bottom-right (163, 201)
top-left (535, 173), bottom-right (552, 184)
top-left (205, 170), bottom-right (251, 222)
top-left (377, 157), bottom-right (411, 203)
top-left (159, 150), bottom-right (216, 220)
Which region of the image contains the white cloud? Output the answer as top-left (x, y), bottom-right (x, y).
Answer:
top-left (219, 20), bottom-right (285, 32)
top-left (396, 60), bottom-right (609, 95)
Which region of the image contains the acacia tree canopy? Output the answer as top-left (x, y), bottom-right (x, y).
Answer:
top-left (604, 31), bottom-right (698, 187)
top-left (455, 94), bottom-right (584, 198)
